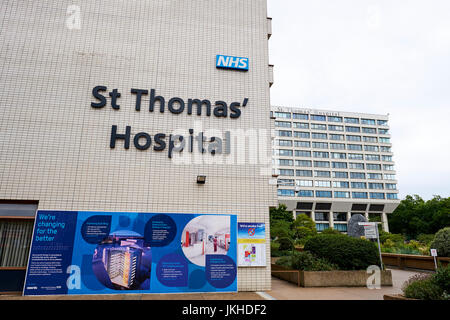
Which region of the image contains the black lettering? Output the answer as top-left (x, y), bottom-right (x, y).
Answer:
top-left (131, 88), bottom-right (148, 111)
top-left (91, 86), bottom-right (107, 108)
top-left (230, 102), bottom-right (241, 118)
top-left (133, 132), bottom-right (152, 150)
top-left (214, 101), bottom-right (228, 117)
top-left (110, 125), bottom-right (131, 149)
top-left (150, 89), bottom-right (165, 113)
top-left (188, 99), bottom-right (211, 116)
top-left (109, 89), bottom-right (121, 110)
top-left (154, 133), bottom-right (166, 151)
top-left (168, 97), bottom-right (185, 114)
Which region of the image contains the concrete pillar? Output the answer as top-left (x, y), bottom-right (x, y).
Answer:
top-left (329, 212), bottom-right (334, 229)
top-left (346, 212), bottom-right (351, 222)
top-left (381, 212), bottom-right (389, 232)
top-left (364, 212), bottom-right (369, 221)
top-left (311, 211), bottom-right (316, 222)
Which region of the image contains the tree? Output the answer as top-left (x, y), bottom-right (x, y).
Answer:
top-left (270, 204), bottom-right (294, 223)
top-left (292, 214), bottom-right (316, 241)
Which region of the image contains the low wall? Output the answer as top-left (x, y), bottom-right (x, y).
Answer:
top-left (382, 253), bottom-right (449, 271)
top-left (271, 264), bottom-right (392, 287)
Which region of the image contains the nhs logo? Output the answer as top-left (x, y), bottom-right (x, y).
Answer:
top-left (216, 55), bottom-right (249, 71)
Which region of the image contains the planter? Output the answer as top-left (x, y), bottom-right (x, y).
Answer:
top-left (300, 270), bottom-right (393, 287)
top-left (382, 253), bottom-right (450, 271)
top-left (383, 294), bottom-right (418, 300)
top-left (271, 265), bottom-right (393, 287)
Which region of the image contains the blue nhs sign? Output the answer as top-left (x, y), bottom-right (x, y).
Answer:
top-left (216, 55), bottom-right (249, 71)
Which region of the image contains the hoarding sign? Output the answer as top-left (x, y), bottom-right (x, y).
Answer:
top-left (237, 223), bottom-right (266, 267)
top-left (358, 222), bottom-right (378, 239)
top-left (24, 211), bottom-right (237, 295)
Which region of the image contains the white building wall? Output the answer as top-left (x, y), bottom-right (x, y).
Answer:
top-left (0, 0), bottom-right (276, 291)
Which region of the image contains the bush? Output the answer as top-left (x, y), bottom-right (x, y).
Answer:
top-left (402, 265), bottom-right (450, 300)
top-left (379, 231), bottom-right (405, 244)
top-left (417, 234), bottom-right (435, 245)
top-left (320, 228), bottom-right (341, 235)
top-left (430, 227), bottom-right (450, 257)
top-left (304, 234), bottom-right (380, 270)
top-left (275, 251), bottom-right (338, 271)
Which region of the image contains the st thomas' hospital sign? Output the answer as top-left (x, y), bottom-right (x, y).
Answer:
top-left (91, 86), bottom-right (249, 159)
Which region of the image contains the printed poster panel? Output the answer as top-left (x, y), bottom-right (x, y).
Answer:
top-left (237, 223), bottom-right (266, 267)
top-left (23, 211), bottom-right (237, 295)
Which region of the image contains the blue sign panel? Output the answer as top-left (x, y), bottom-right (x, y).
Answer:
top-left (23, 211), bottom-right (237, 295)
top-left (216, 54), bottom-right (249, 71)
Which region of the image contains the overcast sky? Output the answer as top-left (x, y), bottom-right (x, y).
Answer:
top-left (267, 0), bottom-right (450, 200)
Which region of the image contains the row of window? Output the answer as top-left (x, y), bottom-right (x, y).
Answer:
top-left (278, 189), bottom-right (399, 199)
top-left (275, 130), bottom-right (391, 143)
top-left (275, 121), bottom-right (389, 135)
top-left (281, 179), bottom-right (397, 190)
top-left (274, 150), bottom-right (394, 162)
top-left (274, 160), bottom-right (395, 171)
top-left (275, 140), bottom-right (392, 152)
top-left (277, 169), bottom-right (396, 180)
top-left (272, 111), bottom-right (389, 126)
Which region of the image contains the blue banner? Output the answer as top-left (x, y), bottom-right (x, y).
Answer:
top-left (24, 211), bottom-right (237, 295)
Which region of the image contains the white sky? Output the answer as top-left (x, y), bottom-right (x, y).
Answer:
top-left (267, 0), bottom-right (450, 200)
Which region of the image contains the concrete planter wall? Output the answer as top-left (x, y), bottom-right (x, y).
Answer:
top-left (271, 264), bottom-right (393, 287)
top-left (300, 270), bottom-right (392, 287)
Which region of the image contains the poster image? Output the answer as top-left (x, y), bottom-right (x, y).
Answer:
top-left (237, 223), bottom-right (266, 267)
top-left (23, 211), bottom-right (237, 295)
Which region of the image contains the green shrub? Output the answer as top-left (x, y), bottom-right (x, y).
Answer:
top-left (379, 231), bottom-right (405, 244)
top-left (417, 234), bottom-right (435, 245)
top-left (434, 265), bottom-right (450, 293)
top-left (320, 228), bottom-right (341, 235)
top-left (430, 227), bottom-right (450, 257)
top-left (304, 234), bottom-right (380, 270)
top-left (403, 277), bottom-right (444, 300)
top-left (275, 251), bottom-right (338, 271)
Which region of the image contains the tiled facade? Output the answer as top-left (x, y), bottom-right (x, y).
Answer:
top-left (0, 0), bottom-right (276, 291)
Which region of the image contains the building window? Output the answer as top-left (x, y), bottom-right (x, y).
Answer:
top-left (278, 189), bottom-right (295, 197)
top-left (296, 170), bottom-right (313, 177)
top-left (333, 212), bottom-right (347, 221)
top-left (296, 160), bottom-right (312, 167)
top-left (311, 115), bottom-right (326, 121)
top-left (379, 137), bottom-right (391, 143)
top-left (348, 153), bottom-right (363, 160)
top-left (383, 164), bottom-right (395, 171)
top-left (363, 136), bottom-right (378, 143)
top-left (346, 126), bottom-right (361, 133)
top-left (329, 134), bottom-right (345, 141)
top-left (334, 191), bottom-right (350, 198)
top-left (277, 159), bottom-right (293, 166)
top-left (377, 120), bottom-right (388, 126)
top-left (333, 171), bottom-right (349, 178)
top-left (315, 180), bottom-right (331, 188)
top-left (277, 130), bottom-right (292, 137)
top-left (316, 191), bottom-right (332, 198)
top-left (351, 182), bottom-right (367, 189)
top-left (293, 113), bottom-right (308, 120)
top-left (278, 169), bottom-right (295, 176)
top-left (296, 180), bottom-right (313, 187)
top-left (275, 111), bottom-right (291, 119)
top-left (277, 149), bottom-right (293, 157)
top-left (330, 143), bottom-right (346, 150)
top-left (369, 183), bottom-right (384, 189)
top-left (328, 116), bottom-right (343, 122)
top-left (294, 141), bottom-right (310, 148)
top-left (385, 183), bottom-right (397, 190)
top-left (368, 173), bottom-right (383, 180)
top-left (298, 190), bottom-right (314, 197)
top-left (362, 127), bottom-right (377, 134)
top-left (295, 150), bottom-right (311, 157)
top-left (346, 135), bottom-right (361, 142)
top-left (311, 123), bottom-right (327, 130)
top-left (316, 223), bottom-right (330, 232)
top-left (345, 117), bottom-right (359, 124)
top-left (315, 212), bottom-right (329, 221)
top-left (332, 162), bottom-right (347, 169)
top-left (275, 121), bottom-right (292, 128)
top-left (387, 193), bottom-right (399, 199)
top-left (365, 154), bottom-right (380, 161)
top-left (378, 128), bottom-right (389, 134)
top-left (278, 179), bottom-right (295, 186)
top-left (384, 174), bottom-right (396, 180)
top-left (312, 142), bottom-right (328, 149)
top-left (313, 151), bottom-right (329, 159)
top-left (331, 152), bottom-right (346, 159)
top-left (314, 170), bottom-right (331, 178)
top-left (277, 139), bottom-right (292, 147)
top-left (370, 192), bottom-right (385, 199)
top-left (382, 155), bottom-right (393, 162)
top-left (294, 131), bottom-right (310, 139)
top-left (381, 146), bottom-right (391, 152)
top-left (312, 133), bottom-right (328, 140)
top-left (333, 181), bottom-right (349, 188)
top-left (361, 119), bottom-right (376, 125)
top-left (293, 122), bottom-right (309, 129)
top-left (314, 161), bottom-right (330, 168)
top-left (365, 145), bottom-right (379, 152)
top-left (333, 223), bottom-right (348, 232)
top-left (352, 192), bottom-right (368, 199)
top-left (367, 164), bottom-right (382, 170)
top-left (349, 162), bottom-right (364, 169)
top-left (328, 125), bottom-right (344, 131)
top-left (347, 144), bottom-right (363, 151)
top-left (350, 172), bottom-right (366, 179)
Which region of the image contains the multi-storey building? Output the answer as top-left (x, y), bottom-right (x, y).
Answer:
top-left (271, 106), bottom-right (400, 232)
